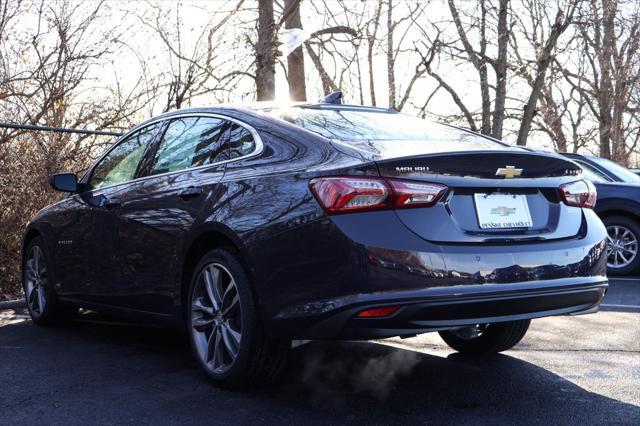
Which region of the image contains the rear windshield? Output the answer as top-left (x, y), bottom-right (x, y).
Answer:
top-left (275, 108), bottom-right (511, 151)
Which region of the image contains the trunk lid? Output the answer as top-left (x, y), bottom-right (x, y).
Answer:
top-left (373, 151), bottom-right (584, 243)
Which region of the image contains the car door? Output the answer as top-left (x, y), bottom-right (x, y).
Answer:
top-left (112, 115), bottom-right (230, 314)
top-left (75, 122), bottom-right (163, 306)
top-left (46, 192), bottom-right (99, 299)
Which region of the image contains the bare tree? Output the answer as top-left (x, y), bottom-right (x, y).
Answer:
top-left (137, 0), bottom-right (246, 110)
top-left (423, 0), bottom-right (513, 136)
top-left (384, 0), bottom-right (430, 111)
top-left (516, 1), bottom-right (578, 146)
top-left (0, 0), bottom-right (144, 294)
top-left (539, 0), bottom-right (640, 162)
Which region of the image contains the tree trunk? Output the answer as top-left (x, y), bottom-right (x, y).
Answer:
top-left (367, 0), bottom-right (383, 106)
top-left (386, 0), bottom-right (396, 110)
top-left (540, 87), bottom-right (568, 151)
top-left (517, 9), bottom-right (571, 146)
top-left (447, 0), bottom-right (489, 134)
top-left (596, 0), bottom-right (615, 159)
top-left (478, 0), bottom-right (491, 135)
top-left (304, 41), bottom-right (338, 95)
top-left (284, 0), bottom-right (306, 101)
top-left (491, 0), bottom-right (509, 139)
top-left (256, 0), bottom-right (276, 101)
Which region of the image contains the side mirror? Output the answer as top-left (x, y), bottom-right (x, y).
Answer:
top-left (50, 173), bottom-right (78, 193)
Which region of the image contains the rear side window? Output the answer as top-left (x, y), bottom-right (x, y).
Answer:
top-left (90, 123), bottom-right (160, 189)
top-left (149, 117), bottom-right (229, 176)
top-left (226, 124), bottom-right (257, 159)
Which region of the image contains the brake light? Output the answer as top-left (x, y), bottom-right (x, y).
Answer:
top-left (309, 176), bottom-right (448, 214)
top-left (559, 180), bottom-right (597, 208)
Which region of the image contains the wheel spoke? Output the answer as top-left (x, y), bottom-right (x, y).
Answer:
top-left (203, 268), bottom-right (220, 311)
top-left (192, 298), bottom-right (214, 315)
top-left (28, 285), bottom-right (37, 307)
top-left (32, 287), bottom-right (41, 312)
top-left (222, 282), bottom-right (240, 316)
top-left (619, 251), bottom-right (629, 263)
top-left (37, 286), bottom-right (45, 312)
top-left (206, 327), bottom-right (219, 364)
top-left (224, 321), bottom-right (241, 345)
top-left (192, 316), bottom-right (214, 329)
top-left (26, 259), bottom-right (37, 277)
top-left (221, 324), bottom-right (239, 357)
top-left (222, 294), bottom-right (240, 316)
top-left (209, 266), bottom-right (225, 305)
top-left (212, 328), bottom-right (225, 369)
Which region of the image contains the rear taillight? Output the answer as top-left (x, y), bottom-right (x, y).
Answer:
top-left (559, 179), bottom-right (597, 208)
top-left (309, 176), bottom-right (448, 214)
top-left (386, 179), bottom-right (448, 208)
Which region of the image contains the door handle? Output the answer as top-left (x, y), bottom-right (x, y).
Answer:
top-left (101, 197), bottom-right (122, 209)
top-left (178, 187), bottom-right (203, 200)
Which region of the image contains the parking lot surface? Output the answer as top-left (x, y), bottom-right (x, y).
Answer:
top-left (1, 277), bottom-right (639, 425)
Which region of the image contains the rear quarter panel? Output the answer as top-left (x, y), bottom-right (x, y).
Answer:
top-left (193, 116), bottom-right (372, 319)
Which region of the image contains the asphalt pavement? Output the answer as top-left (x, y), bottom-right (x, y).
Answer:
top-left (1, 277), bottom-right (638, 425)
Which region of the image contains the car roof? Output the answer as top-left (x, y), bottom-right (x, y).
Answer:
top-left (149, 102), bottom-right (397, 121)
top-left (252, 102), bottom-right (398, 114)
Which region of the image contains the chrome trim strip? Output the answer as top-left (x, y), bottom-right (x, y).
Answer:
top-left (82, 112), bottom-right (264, 194)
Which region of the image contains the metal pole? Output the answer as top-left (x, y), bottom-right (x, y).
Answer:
top-left (0, 122), bottom-right (123, 136)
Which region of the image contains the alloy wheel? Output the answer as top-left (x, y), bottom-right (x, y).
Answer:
top-left (606, 225), bottom-right (638, 269)
top-left (24, 245), bottom-right (47, 316)
top-left (190, 263), bottom-right (242, 374)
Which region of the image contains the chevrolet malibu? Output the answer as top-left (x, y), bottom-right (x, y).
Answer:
top-left (22, 101), bottom-right (608, 387)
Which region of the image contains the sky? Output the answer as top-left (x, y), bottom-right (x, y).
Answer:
top-left (15, 0), bottom-right (638, 164)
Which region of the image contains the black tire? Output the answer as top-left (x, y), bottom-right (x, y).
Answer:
top-left (187, 248), bottom-right (289, 388)
top-left (438, 319), bottom-right (530, 355)
top-left (602, 215), bottom-right (640, 276)
top-left (22, 237), bottom-right (78, 325)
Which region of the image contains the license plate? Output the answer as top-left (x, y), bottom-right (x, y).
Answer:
top-left (474, 193), bottom-right (533, 229)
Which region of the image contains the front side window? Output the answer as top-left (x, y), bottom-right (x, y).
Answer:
top-left (90, 123), bottom-right (160, 189)
top-left (149, 117), bottom-right (229, 176)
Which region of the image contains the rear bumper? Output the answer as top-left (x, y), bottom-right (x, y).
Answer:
top-left (251, 208), bottom-right (608, 340)
top-left (270, 277), bottom-right (608, 339)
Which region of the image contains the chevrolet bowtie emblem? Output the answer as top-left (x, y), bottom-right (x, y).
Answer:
top-left (491, 206), bottom-right (516, 216)
top-left (495, 165), bottom-right (523, 178)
